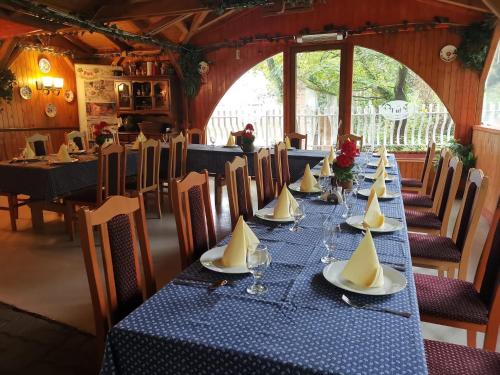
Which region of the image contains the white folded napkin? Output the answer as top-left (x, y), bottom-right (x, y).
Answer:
top-left (20, 142), bottom-right (35, 159)
top-left (226, 134), bottom-right (235, 147)
top-left (285, 136), bottom-right (292, 149)
top-left (57, 144), bottom-right (73, 162)
top-left (363, 189), bottom-right (385, 228)
top-left (274, 185), bottom-right (298, 219)
top-left (219, 216), bottom-right (260, 267)
top-left (320, 157), bottom-right (331, 176)
top-left (328, 145), bottom-right (336, 164)
top-left (68, 140), bottom-right (80, 153)
top-left (374, 159), bottom-right (388, 179)
top-left (132, 132), bottom-right (147, 150)
top-left (372, 173), bottom-right (387, 197)
top-left (300, 164), bottom-right (318, 192)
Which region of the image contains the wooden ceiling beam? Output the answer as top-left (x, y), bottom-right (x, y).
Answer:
top-left (0, 7), bottom-right (60, 33)
top-left (196, 10), bottom-right (236, 33)
top-left (175, 22), bottom-right (189, 43)
top-left (102, 34), bottom-right (132, 52)
top-left (183, 11), bottom-right (210, 43)
top-left (144, 14), bottom-right (193, 35)
top-left (62, 35), bottom-right (96, 55)
top-left (482, 0), bottom-right (500, 17)
top-left (0, 37), bottom-right (19, 69)
top-left (418, 0), bottom-right (491, 12)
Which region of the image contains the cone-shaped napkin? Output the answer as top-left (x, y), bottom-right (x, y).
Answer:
top-left (372, 173), bottom-right (386, 197)
top-left (226, 134), bottom-right (235, 147)
top-left (68, 140), bottom-right (80, 153)
top-left (274, 185), bottom-right (298, 219)
top-left (21, 142), bottom-right (35, 159)
top-left (300, 164), bottom-right (318, 192)
top-left (341, 229), bottom-right (384, 288)
top-left (101, 138), bottom-right (113, 148)
top-left (328, 145), bottom-right (336, 164)
top-left (285, 136), bottom-right (292, 149)
top-left (377, 145), bottom-right (386, 155)
top-left (374, 159), bottom-right (388, 179)
top-left (132, 132), bottom-right (147, 150)
top-left (57, 144), bottom-right (73, 162)
top-left (320, 156), bottom-right (331, 176)
top-left (363, 191), bottom-right (385, 228)
top-left (220, 216), bottom-right (260, 267)
top-left (381, 149), bottom-right (389, 164)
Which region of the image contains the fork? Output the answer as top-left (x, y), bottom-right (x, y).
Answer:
top-left (341, 294), bottom-right (411, 318)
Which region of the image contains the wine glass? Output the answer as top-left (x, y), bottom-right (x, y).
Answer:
top-left (322, 221), bottom-right (340, 264)
top-left (289, 198), bottom-right (304, 232)
top-left (319, 176), bottom-right (330, 193)
top-left (342, 188), bottom-right (354, 219)
top-left (246, 244), bottom-right (271, 295)
top-left (209, 135), bottom-right (216, 147)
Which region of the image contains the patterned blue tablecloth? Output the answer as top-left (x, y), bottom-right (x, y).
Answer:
top-left (101, 153), bottom-right (428, 375)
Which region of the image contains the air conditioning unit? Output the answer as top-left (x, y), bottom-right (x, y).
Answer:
top-left (296, 32), bottom-right (344, 43)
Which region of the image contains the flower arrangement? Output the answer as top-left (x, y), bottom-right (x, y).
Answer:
top-left (93, 121), bottom-right (111, 146)
top-left (332, 139), bottom-right (356, 182)
top-left (241, 123), bottom-right (255, 152)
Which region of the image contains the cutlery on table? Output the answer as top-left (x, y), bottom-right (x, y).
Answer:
top-left (173, 278), bottom-right (233, 290)
top-left (341, 294), bottom-right (412, 318)
top-left (380, 262), bottom-right (406, 272)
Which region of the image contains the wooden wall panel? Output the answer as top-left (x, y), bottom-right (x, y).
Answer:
top-left (472, 126), bottom-right (500, 223)
top-left (0, 50), bottom-right (78, 159)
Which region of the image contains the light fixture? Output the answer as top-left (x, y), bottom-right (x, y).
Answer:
top-left (36, 76), bottom-right (63, 95)
top-left (296, 32), bottom-right (345, 44)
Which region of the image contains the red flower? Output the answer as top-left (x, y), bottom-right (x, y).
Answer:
top-left (244, 123), bottom-right (254, 132)
top-left (336, 154), bottom-right (354, 168)
top-left (243, 130), bottom-right (254, 139)
top-left (341, 139), bottom-right (357, 157)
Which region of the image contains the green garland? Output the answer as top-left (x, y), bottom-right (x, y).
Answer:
top-left (179, 46), bottom-right (206, 97)
top-left (457, 19), bottom-right (495, 72)
top-left (0, 69), bottom-right (16, 103)
top-left (201, 0), bottom-right (313, 14)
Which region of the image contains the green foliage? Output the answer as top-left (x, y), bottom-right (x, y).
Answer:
top-left (446, 139), bottom-right (476, 174)
top-left (179, 46), bottom-right (205, 98)
top-left (255, 53), bottom-right (284, 102)
top-left (331, 165), bottom-right (353, 182)
top-left (202, 0), bottom-right (271, 14)
top-left (0, 69), bottom-right (16, 103)
top-left (457, 20), bottom-right (495, 72)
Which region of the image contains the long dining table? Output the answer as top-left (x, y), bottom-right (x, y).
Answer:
top-left (100, 153), bottom-right (428, 375)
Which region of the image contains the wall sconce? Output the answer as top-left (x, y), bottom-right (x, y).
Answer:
top-left (36, 77), bottom-right (64, 95)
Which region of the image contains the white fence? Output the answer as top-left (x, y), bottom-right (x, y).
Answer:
top-left (207, 103), bottom-right (456, 149)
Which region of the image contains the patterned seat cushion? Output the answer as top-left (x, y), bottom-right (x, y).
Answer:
top-left (405, 209), bottom-right (442, 229)
top-left (409, 232), bottom-right (461, 262)
top-left (401, 177), bottom-right (423, 188)
top-left (402, 192), bottom-right (433, 208)
top-left (424, 340), bottom-right (500, 375)
top-left (415, 273), bottom-right (489, 325)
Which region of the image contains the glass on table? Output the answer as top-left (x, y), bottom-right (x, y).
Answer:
top-left (322, 220), bottom-right (341, 264)
top-left (289, 198), bottom-right (304, 232)
top-left (319, 176), bottom-right (330, 193)
top-left (246, 244), bottom-right (271, 295)
top-left (209, 135), bottom-right (216, 147)
top-left (342, 188), bottom-right (354, 219)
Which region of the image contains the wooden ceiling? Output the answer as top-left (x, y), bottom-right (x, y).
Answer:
top-left (0, 0), bottom-right (496, 59)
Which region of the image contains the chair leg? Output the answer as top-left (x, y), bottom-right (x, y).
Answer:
top-left (437, 268), bottom-right (445, 278)
top-left (64, 201), bottom-right (75, 241)
top-left (446, 267), bottom-right (455, 279)
top-left (467, 330), bottom-right (476, 348)
top-left (155, 188), bottom-right (162, 219)
top-left (7, 194), bottom-right (17, 231)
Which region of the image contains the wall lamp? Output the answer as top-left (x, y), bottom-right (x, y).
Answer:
top-left (36, 77), bottom-right (64, 95)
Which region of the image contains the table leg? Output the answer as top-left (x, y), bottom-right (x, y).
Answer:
top-left (28, 200), bottom-right (45, 232)
top-left (215, 174), bottom-right (223, 210)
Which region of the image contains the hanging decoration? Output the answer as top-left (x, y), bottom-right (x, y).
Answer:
top-left (0, 69), bottom-right (16, 103)
top-left (179, 46), bottom-right (207, 97)
top-left (38, 57), bottom-right (51, 73)
top-left (456, 19), bottom-right (495, 72)
top-left (439, 45), bottom-right (457, 62)
top-left (201, 0), bottom-right (272, 14)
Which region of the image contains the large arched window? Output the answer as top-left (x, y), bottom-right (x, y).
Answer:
top-left (482, 41), bottom-right (500, 127)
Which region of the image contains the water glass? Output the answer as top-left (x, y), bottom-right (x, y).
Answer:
top-left (290, 198), bottom-right (304, 232)
top-left (322, 221), bottom-right (341, 264)
top-left (342, 189), bottom-right (354, 218)
top-left (209, 136), bottom-right (216, 147)
top-left (319, 176), bottom-right (330, 193)
top-left (246, 244), bottom-right (271, 295)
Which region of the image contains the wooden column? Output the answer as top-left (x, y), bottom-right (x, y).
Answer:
top-left (339, 41), bottom-right (354, 136)
top-left (284, 47), bottom-right (294, 135)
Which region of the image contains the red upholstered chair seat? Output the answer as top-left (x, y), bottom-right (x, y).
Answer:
top-left (415, 273), bottom-right (489, 325)
top-left (405, 209), bottom-right (442, 229)
top-left (408, 232), bottom-right (461, 262)
top-left (401, 177), bottom-right (423, 188)
top-left (424, 340), bottom-right (500, 375)
top-left (402, 192), bottom-right (433, 208)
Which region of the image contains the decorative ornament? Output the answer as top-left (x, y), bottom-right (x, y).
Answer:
top-left (457, 19), bottom-right (495, 72)
top-left (38, 57), bottom-right (51, 73)
top-left (440, 45), bottom-right (457, 62)
top-left (64, 89), bottom-right (74, 103)
top-left (198, 61), bottom-right (210, 84)
top-left (0, 69), bottom-right (16, 103)
top-left (45, 103), bottom-right (57, 117)
top-left (19, 85), bottom-right (32, 100)
top-left (179, 46), bottom-right (206, 97)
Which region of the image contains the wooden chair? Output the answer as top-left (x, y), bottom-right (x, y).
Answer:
top-left (415, 201), bottom-right (500, 351)
top-left (138, 121), bottom-right (164, 141)
top-left (402, 149), bottom-right (450, 211)
top-left (79, 194), bottom-right (156, 356)
top-left (410, 168), bottom-right (489, 279)
top-left (0, 192), bottom-right (28, 231)
top-left (424, 340), bottom-right (500, 375)
top-left (274, 142), bottom-right (290, 192)
top-left (337, 133), bottom-right (363, 152)
top-left (171, 170), bottom-right (216, 269)
top-left (65, 130), bottom-right (89, 151)
top-left (129, 139), bottom-right (161, 218)
top-left (64, 143), bottom-right (127, 240)
top-left (26, 133), bottom-right (52, 156)
top-left (186, 128), bottom-right (206, 144)
top-left (285, 132), bottom-right (307, 150)
top-left (254, 148), bottom-right (275, 209)
top-left (405, 155), bottom-right (462, 236)
top-left (401, 141), bottom-right (436, 194)
top-left (161, 133), bottom-right (187, 210)
top-left (231, 130), bottom-right (245, 147)
top-left (225, 155), bottom-right (253, 229)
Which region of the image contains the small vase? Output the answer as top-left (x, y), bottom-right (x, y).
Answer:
top-left (242, 142), bottom-right (255, 153)
top-left (331, 176), bottom-right (353, 190)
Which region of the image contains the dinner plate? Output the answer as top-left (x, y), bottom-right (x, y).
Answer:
top-left (357, 188), bottom-right (400, 200)
top-left (49, 158), bottom-right (79, 164)
top-left (323, 260), bottom-right (407, 295)
top-left (368, 161), bottom-right (393, 168)
top-left (288, 182), bottom-right (322, 194)
top-left (200, 246), bottom-right (249, 274)
top-left (255, 207), bottom-right (294, 222)
top-left (362, 173), bottom-right (396, 182)
top-left (346, 215), bottom-right (403, 232)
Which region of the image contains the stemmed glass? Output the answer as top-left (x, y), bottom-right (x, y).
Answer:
top-left (289, 198), bottom-right (304, 232)
top-left (319, 176), bottom-right (330, 193)
top-left (322, 220), bottom-right (341, 264)
top-left (209, 135), bottom-right (216, 147)
top-left (342, 188), bottom-right (354, 219)
top-left (246, 244), bottom-right (271, 295)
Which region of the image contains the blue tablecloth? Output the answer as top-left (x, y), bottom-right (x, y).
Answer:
top-left (101, 154), bottom-right (428, 375)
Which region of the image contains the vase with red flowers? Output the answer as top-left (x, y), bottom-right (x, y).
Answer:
top-left (331, 139), bottom-right (356, 189)
top-left (241, 123), bottom-right (256, 153)
top-left (93, 121), bottom-right (112, 146)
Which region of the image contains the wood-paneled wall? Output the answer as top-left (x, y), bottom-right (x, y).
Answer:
top-left (472, 126), bottom-right (500, 223)
top-left (0, 50), bottom-right (78, 159)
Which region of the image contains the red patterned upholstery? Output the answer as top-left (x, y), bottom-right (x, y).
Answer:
top-left (405, 209), bottom-right (442, 229)
top-left (415, 273), bottom-right (489, 325)
top-left (401, 177), bottom-right (423, 188)
top-left (402, 192), bottom-right (433, 208)
top-left (424, 340), bottom-right (500, 375)
top-left (409, 232), bottom-right (461, 262)
top-left (188, 186), bottom-right (209, 260)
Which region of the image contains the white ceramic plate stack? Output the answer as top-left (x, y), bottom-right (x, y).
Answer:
top-left (357, 188), bottom-right (400, 200)
top-left (200, 246), bottom-right (249, 274)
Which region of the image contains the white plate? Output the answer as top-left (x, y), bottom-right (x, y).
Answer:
top-left (45, 103), bottom-right (57, 118)
top-left (288, 182), bottom-right (322, 194)
top-left (346, 215), bottom-right (403, 232)
top-left (38, 57), bottom-right (51, 73)
top-left (363, 173), bottom-right (396, 182)
top-left (200, 246), bottom-right (249, 274)
top-left (49, 158), bottom-right (79, 164)
top-left (255, 207), bottom-right (293, 222)
top-left (368, 161), bottom-right (393, 168)
top-left (357, 188), bottom-right (400, 200)
top-left (19, 86), bottom-right (32, 100)
top-left (323, 260), bottom-right (407, 295)
top-left (64, 89), bottom-right (75, 103)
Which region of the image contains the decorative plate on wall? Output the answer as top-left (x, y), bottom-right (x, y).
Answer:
top-left (440, 45), bottom-right (457, 62)
top-left (45, 103), bottom-right (57, 118)
top-left (39, 57), bottom-right (51, 73)
top-left (19, 86), bottom-right (32, 100)
top-left (64, 89), bottom-right (75, 103)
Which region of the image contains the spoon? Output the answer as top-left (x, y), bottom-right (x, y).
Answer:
top-left (341, 294), bottom-right (411, 318)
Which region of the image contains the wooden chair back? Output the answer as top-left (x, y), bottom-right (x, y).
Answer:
top-left (97, 143), bottom-right (127, 205)
top-left (286, 132), bottom-right (307, 150)
top-left (168, 133), bottom-right (187, 180)
top-left (65, 130), bottom-right (89, 151)
top-left (429, 149), bottom-right (450, 201)
top-left (137, 139), bottom-right (161, 194)
top-left (254, 148), bottom-right (275, 209)
top-left (450, 168), bottom-right (489, 279)
top-left (79, 194), bottom-right (156, 349)
top-left (337, 134), bottom-right (363, 151)
top-left (139, 121), bottom-right (164, 140)
top-left (225, 155), bottom-right (253, 229)
top-left (186, 128), bottom-right (206, 144)
top-left (420, 141), bottom-right (436, 187)
top-left (26, 133), bottom-right (52, 156)
top-left (231, 130), bottom-right (245, 147)
top-left (171, 170), bottom-right (216, 269)
top-left (274, 142), bottom-right (290, 191)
